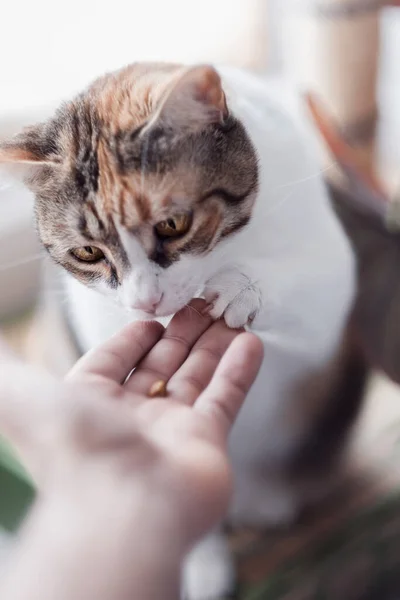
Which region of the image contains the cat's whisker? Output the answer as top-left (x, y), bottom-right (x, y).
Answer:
top-left (263, 191), bottom-right (295, 218)
top-left (0, 253), bottom-right (44, 272)
top-left (263, 164), bottom-right (334, 219)
top-left (275, 162), bottom-right (334, 191)
top-left (184, 302), bottom-right (205, 320)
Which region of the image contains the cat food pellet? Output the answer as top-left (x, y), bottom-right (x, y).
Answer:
top-left (148, 380), bottom-right (167, 398)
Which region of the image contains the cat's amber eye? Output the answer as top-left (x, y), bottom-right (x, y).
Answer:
top-left (154, 213), bottom-right (192, 238)
top-left (71, 246), bottom-right (105, 263)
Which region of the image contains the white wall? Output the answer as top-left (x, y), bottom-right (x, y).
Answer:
top-left (0, 0), bottom-right (267, 115)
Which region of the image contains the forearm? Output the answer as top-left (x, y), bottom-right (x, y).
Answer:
top-left (1, 496), bottom-right (185, 600)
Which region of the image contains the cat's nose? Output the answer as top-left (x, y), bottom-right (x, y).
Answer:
top-left (130, 292), bottom-right (163, 314)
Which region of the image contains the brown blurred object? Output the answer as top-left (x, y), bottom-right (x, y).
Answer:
top-left (281, 0), bottom-right (400, 184)
top-left (306, 93), bottom-right (387, 201)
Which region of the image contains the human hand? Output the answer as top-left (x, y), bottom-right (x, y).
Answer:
top-left (0, 301), bottom-right (262, 551)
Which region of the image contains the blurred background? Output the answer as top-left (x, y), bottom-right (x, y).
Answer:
top-left (2, 1), bottom-right (400, 595)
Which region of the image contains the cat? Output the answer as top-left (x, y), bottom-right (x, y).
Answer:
top-left (0, 63), bottom-right (358, 599)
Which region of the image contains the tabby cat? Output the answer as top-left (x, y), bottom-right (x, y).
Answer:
top-left (0, 63), bottom-right (357, 599)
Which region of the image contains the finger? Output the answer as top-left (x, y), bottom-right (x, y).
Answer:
top-left (126, 299), bottom-right (212, 394)
top-left (166, 319), bottom-right (241, 405)
top-left (67, 320), bottom-right (164, 384)
top-left (195, 333), bottom-right (263, 439)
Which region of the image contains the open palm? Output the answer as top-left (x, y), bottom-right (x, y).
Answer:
top-left (0, 300), bottom-right (262, 542)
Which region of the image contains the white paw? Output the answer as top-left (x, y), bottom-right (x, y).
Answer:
top-left (182, 533), bottom-right (234, 600)
top-left (204, 268), bottom-right (262, 329)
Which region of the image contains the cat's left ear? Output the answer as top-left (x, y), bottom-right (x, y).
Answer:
top-left (153, 65), bottom-right (229, 131)
top-left (0, 125), bottom-right (58, 184)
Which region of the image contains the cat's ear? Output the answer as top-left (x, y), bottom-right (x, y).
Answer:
top-left (153, 65), bottom-right (229, 131)
top-left (0, 125), bottom-right (58, 184)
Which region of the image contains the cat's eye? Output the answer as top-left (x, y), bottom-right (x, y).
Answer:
top-left (154, 213), bottom-right (192, 238)
top-left (71, 246), bottom-right (105, 263)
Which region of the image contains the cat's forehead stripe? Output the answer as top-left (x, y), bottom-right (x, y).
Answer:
top-left (66, 101), bottom-right (102, 201)
top-left (86, 201), bottom-right (106, 232)
top-left (79, 202), bottom-right (104, 240)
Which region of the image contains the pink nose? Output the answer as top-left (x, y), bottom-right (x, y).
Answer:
top-left (130, 293), bottom-right (162, 313)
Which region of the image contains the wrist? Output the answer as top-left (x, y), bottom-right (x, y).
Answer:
top-left (4, 493), bottom-right (186, 600)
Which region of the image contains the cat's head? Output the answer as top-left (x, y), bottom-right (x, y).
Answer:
top-left (0, 63), bottom-right (258, 318)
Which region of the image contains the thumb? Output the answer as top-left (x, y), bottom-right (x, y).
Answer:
top-left (0, 345), bottom-right (60, 481)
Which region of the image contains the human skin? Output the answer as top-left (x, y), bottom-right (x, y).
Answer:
top-left (0, 300), bottom-right (263, 600)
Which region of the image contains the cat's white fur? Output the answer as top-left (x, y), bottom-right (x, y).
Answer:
top-left (63, 68), bottom-right (355, 599)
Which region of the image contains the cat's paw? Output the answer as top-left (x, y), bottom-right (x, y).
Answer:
top-left (203, 269), bottom-right (262, 329)
top-left (182, 533), bottom-right (234, 600)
